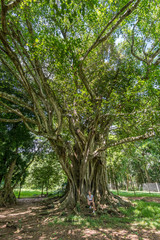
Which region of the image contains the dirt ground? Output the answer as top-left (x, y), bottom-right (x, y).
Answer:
top-left (0, 197), bottom-right (160, 240)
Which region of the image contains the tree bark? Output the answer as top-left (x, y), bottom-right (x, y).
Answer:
top-left (54, 144), bottom-right (128, 212)
top-left (0, 159), bottom-right (17, 207)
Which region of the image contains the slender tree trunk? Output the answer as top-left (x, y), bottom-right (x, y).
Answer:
top-left (115, 177), bottom-right (119, 195)
top-left (0, 175), bottom-right (3, 186)
top-left (18, 182), bottom-right (22, 199)
top-left (126, 175), bottom-right (129, 191)
top-left (46, 180), bottom-right (49, 196)
top-left (130, 177), bottom-right (136, 196)
top-left (41, 184), bottom-right (43, 197)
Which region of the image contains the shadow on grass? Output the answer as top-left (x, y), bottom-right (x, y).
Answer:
top-left (48, 200), bottom-right (160, 231)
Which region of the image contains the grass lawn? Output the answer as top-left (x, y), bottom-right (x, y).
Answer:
top-left (14, 188), bottom-right (64, 198)
top-left (14, 189), bottom-right (44, 198)
top-left (111, 190), bottom-right (160, 198)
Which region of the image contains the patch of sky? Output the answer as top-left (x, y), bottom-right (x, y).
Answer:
top-left (115, 35), bottom-right (124, 45)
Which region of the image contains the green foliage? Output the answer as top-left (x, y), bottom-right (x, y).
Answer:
top-left (107, 137), bottom-right (160, 190)
top-left (0, 1), bottom-right (159, 142)
top-left (0, 118), bottom-right (35, 189)
top-left (24, 149), bottom-right (66, 191)
top-left (120, 200), bottom-right (160, 229)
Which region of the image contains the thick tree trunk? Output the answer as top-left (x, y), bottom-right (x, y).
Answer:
top-left (50, 139), bottom-right (130, 213)
top-left (0, 188), bottom-right (16, 207)
top-left (58, 153), bottom-right (128, 213)
top-left (0, 159), bottom-right (17, 207)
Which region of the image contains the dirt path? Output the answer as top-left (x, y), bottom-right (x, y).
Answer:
top-left (0, 197), bottom-right (160, 240)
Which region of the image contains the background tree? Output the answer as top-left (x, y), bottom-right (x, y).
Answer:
top-left (107, 137), bottom-right (160, 191)
top-left (0, 62), bottom-right (37, 206)
top-left (0, 120), bottom-right (35, 206)
top-left (25, 150), bottom-right (66, 196)
top-left (0, 0), bottom-right (159, 209)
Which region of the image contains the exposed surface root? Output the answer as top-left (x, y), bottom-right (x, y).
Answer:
top-left (47, 195), bottom-right (131, 217)
top-left (0, 190), bottom-right (16, 207)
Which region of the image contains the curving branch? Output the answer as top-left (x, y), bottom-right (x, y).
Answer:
top-left (130, 20), bottom-right (160, 65)
top-left (107, 131), bottom-right (156, 148)
top-left (0, 118), bottom-right (22, 123)
top-left (149, 48), bottom-right (160, 65)
top-left (154, 57), bottom-right (160, 66)
top-left (1, 0), bottom-right (22, 33)
top-left (0, 100), bottom-right (36, 124)
top-left (6, 0), bottom-right (22, 11)
top-left (78, 63), bottom-right (95, 99)
top-left (0, 91), bottom-right (33, 112)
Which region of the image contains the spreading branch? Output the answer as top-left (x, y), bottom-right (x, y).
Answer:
top-left (107, 131), bottom-right (156, 148)
top-left (0, 118), bottom-right (22, 123)
top-left (93, 131), bottom-right (156, 156)
top-left (78, 63), bottom-right (95, 99)
top-left (0, 91), bottom-right (33, 112)
top-left (82, 0), bottom-right (141, 62)
top-left (0, 100), bottom-right (36, 125)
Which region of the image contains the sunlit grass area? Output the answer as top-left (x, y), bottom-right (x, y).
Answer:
top-left (13, 188), bottom-right (63, 198)
top-left (48, 200), bottom-right (160, 230)
top-left (14, 188), bottom-right (65, 198)
top-left (14, 189), bottom-right (45, 198)
top-left (111, 190), bottom-right (160, 198)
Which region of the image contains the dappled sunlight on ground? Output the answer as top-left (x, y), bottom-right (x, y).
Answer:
top-left (0, 197), bottom-right (160, 240)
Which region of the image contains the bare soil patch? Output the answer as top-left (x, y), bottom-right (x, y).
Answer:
top-left (0, 197), bottom-right (160, 240)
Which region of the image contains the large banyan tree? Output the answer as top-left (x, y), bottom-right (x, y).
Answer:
top-left (0, 0), bottom-right (159, 208)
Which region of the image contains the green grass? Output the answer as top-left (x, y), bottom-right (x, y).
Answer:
top-left (14, 189), bottom-right (45, 198)
top-left (111, 190), bottom-right (160, 198)
top-left (14, 188), bottom-right (64, 198)
top-left (48, 200), bottom-right (160, 230)
top-left (119, 200), bottom-right (160, 229)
